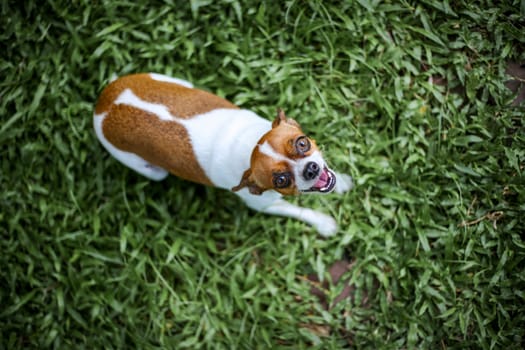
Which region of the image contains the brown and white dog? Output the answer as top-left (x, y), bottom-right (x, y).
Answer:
top-left (94, 73), bottom-right (353, 236)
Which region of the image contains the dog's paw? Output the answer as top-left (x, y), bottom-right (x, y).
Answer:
top-left (314, 213), bottom-right (338, 237)
top-left (334, 173), bottom-right (353, 194)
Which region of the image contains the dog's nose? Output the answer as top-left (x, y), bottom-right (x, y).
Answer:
top-left (303, 161), bottom-right (320, 180)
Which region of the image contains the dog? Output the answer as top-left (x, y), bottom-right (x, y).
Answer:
top-left (93, 73), bottom-right (353, 236)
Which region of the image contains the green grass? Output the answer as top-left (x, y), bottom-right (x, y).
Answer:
top-left (1, 0), bottom-right (524, 348)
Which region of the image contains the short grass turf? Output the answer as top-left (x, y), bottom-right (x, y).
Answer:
top-left (1, 0), bottom-right (525, 349)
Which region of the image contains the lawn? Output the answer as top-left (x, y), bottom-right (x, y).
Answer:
top-left (1, 0), bottom-right (524, 348)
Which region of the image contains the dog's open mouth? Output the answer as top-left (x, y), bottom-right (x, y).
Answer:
top-left (304, 167), bottom-right (336, 193)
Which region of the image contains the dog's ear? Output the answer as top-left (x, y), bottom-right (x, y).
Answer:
top-left (232, 169), bottom-right (265, 195)
top-left (272, 109), bottom-right (287, 128)
top-left (272, 108), bottom-right (300, 128)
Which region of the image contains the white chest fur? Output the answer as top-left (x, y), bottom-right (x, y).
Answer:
top-left (183, 109), bottom-right (271, 189)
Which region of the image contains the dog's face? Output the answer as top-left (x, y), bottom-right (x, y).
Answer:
top-left (232, 110), bottom-right (336, 196)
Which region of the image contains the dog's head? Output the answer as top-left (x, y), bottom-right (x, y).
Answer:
top-left (232, 109), bottom-right (337, 196)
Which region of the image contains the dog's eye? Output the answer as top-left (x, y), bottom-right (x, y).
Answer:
top-left (273, 172), bottom-right (292, 188)
top-left (295, 136), bottom-right (311, 155)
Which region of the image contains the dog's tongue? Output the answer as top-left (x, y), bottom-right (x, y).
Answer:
top-left (314, 169), bottom-right (329, 188)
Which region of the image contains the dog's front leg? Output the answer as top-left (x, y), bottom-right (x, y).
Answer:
top-left (238, 190), bottom-right (338, 237)
top-left (259, 200), bottom-right (338, 237)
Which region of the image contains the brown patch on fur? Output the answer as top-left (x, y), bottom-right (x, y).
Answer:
top-left (95, 73), bottom-right (238, 116)
top-left (102, 104), bottom-right (212, 185)
top-left (95, 73), bottom-right (242, 185)
top-left (265, 128), bottom-right (317, 161)
top-left (266, 110), bottom-right (317, 161)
